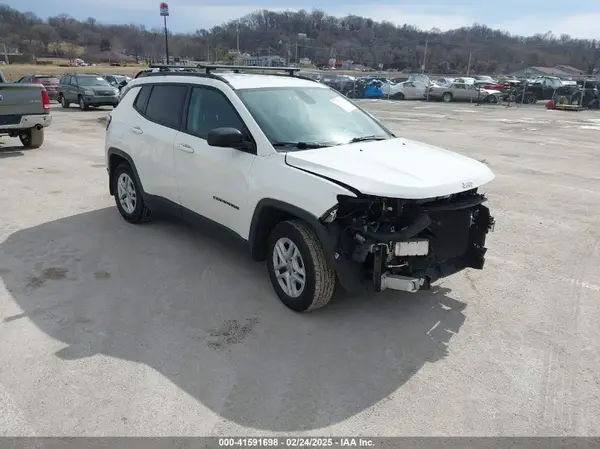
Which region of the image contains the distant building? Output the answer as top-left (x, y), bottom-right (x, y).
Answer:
top-left (555, 65), bottom-right (585, 76)
top-left (510, 66), bottom-right (584, 78)
top-left (236, 54), bottom-right (287, 67)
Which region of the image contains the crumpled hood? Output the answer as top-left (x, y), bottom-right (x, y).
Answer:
top-left (285, 137), bottom-right (495, 199)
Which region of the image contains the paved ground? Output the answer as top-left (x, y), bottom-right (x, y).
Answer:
top-left (1, 101), bottom-right (599, 437)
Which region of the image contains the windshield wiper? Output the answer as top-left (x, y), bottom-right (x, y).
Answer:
top-left (349, 135), bottom-right (388, 143)
top-left (272, 141), bottom-right (331, 149)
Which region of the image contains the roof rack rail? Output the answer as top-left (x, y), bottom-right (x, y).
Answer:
top-left (196, 64), bottom-right (301, 76)
top-left (148, 64), bottom-right (202, 70)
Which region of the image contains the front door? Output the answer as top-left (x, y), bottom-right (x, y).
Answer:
top-left (173, 85), bottom-right (255, 237)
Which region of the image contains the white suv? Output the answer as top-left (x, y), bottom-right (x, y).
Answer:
top-left (105, 65), bottom-right (496, 313)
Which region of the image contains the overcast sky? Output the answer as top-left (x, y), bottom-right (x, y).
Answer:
top-left (7, 0), bottom-right (600, 40)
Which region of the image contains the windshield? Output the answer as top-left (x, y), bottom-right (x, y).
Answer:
top-left (78, 76), bottom-right (111, 87)
top-left (236, 86), bottom-right (392, 150)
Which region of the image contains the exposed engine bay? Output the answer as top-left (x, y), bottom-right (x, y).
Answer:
top-left (321, 188), bottom-right (496, 293)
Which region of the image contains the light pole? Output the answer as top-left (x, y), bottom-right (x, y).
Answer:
top-left (160, 2), bottom-right (170, 63)
top-left (296, 33), bottom-right (307, 67)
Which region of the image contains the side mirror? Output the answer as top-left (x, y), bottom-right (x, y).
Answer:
top-left (207, 127), bottom-right (249, 150)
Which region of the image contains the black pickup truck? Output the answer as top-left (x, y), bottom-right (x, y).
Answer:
top-left (0, 70), bottom-right (52, 148)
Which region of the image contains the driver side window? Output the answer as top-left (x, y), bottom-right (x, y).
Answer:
top-left (185, 87), bottom-right (247, 139)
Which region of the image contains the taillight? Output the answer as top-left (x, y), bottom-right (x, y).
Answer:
top-left (41, 89), bottom-right (50, 113)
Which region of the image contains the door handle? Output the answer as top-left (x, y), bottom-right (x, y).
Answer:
top-left (130, 126), bottom-right (143, 135)
top-left (177, 143), bottom-right (194, 153)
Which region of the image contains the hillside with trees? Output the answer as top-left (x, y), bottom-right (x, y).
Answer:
top-left (0, 3), bottom-right (599, 73)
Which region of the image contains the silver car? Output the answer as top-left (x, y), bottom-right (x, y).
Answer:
top-left (428, 82), bottom-right (501, 103)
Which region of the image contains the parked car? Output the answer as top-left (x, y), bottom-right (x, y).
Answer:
top-left (16, 74), bottom-right (61, 101)
top-left (103, 74), bottom-right (131, 87)
top-left (104, 66), bottom-right (496, 313)
top-left (343, 77), bottom-right (381, 99)
top-left (58, 73), bottom-right (120, 110)
top-left (382, 80), bottom-right (428, 100)
top-left (0, 71), bottom-right (52, 148)
top-left (428, 82), bottom-right (502, 103)
top-left (528, 76), bottom-right (564, 101)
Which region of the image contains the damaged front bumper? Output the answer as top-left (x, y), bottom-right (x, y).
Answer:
top-left (322, 190), bottom-right (496, 294)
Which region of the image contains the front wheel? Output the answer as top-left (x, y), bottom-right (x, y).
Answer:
top-left (442, 92), bottom-right (453, 103)
top-left (266, 220), bottom-right (336, 312)
top-left (487, 95), bottom-right (498, 104)
top-left (78, 96), bottom-right (88, 111)
top-left (60, 95), bottom-right (70, 108)
top-left (19, 127), bottom-right (44, 149)
top-left (391, 92), bottom-right (405, 100)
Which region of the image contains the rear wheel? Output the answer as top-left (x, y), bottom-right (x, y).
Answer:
top-left (526, 96), bottom-right (536, 104)
top-left (266, 220), bottom-right (336, 312)
top-left (391, 92), bottom-right (405, 100)
top-left (19, 127), bottom-right (44, 149)
top-left (112, 163), bottom-right (151, 224)
top-left (487, 94), bottom-right (498, 104)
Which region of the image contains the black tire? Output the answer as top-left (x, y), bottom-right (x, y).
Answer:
top-left (487, 94), bottom-right (498, 104)
top-left (391, 92), bottom-right (405, 100)
top-left (526, 96), bottom-right (536, 104)
top-left (78, 95), bottom-right (88, 111)
top-left (442, 92), bottom-right (453, 103)
top-left (60, 95), bottom-right (69, 108)
top-left (266, 219), bottom-right (336, 313)
top-left (112, 163), bottom-right (152, 224)
top-left (19, 127), bottom-right (44, 149)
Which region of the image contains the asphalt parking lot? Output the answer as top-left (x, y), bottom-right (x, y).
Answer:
top-left (1, 101), bottom-right (599, 437)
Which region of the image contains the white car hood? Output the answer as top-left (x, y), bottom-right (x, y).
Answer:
top-left (481, 88), bottom-right (502, 94)
top-left (285, 137), bottom-right (495, 199)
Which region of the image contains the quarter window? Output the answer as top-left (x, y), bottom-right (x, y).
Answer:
top-left (133, 85), bottom-right (152, 114)
top-left (144, 84), bottom-right (188, 129)
top-left (185, 87), bottom-right (246, 138)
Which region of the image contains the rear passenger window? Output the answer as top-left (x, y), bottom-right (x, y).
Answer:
top-left (61, 76), bottom-right (71, 85)
top-left (144, 85), bottom-right (187, 129)
top-left (185, 87), bottom-right (246, 138)
top-left (133, 86), bottom-right (152, 114)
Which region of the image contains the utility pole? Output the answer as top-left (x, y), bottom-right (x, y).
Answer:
top-left (295, 41), bottom-right (298, 67)
top-left (466, 50), bottom-right (472, 76)
top-left (421, 40), bottom-right (428, 74)
top-left (236, 23), bottom-right (240, 55)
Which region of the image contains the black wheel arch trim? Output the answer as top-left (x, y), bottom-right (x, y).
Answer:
top-left (249, 198), bottom-right (336, 263)
top-left (107, 147), bottom-right (146, 197)
top-left (248, 198), bottom-right (366, 294)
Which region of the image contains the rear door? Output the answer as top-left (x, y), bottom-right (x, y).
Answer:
top-left (68, 76), bottom-right (79, 101)
top-left (122, 83), bottom-right (186, 202)
top-left (402, 82), bottom-right (418, 99)
top-left (59, 75), bottom-right (71, 99)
